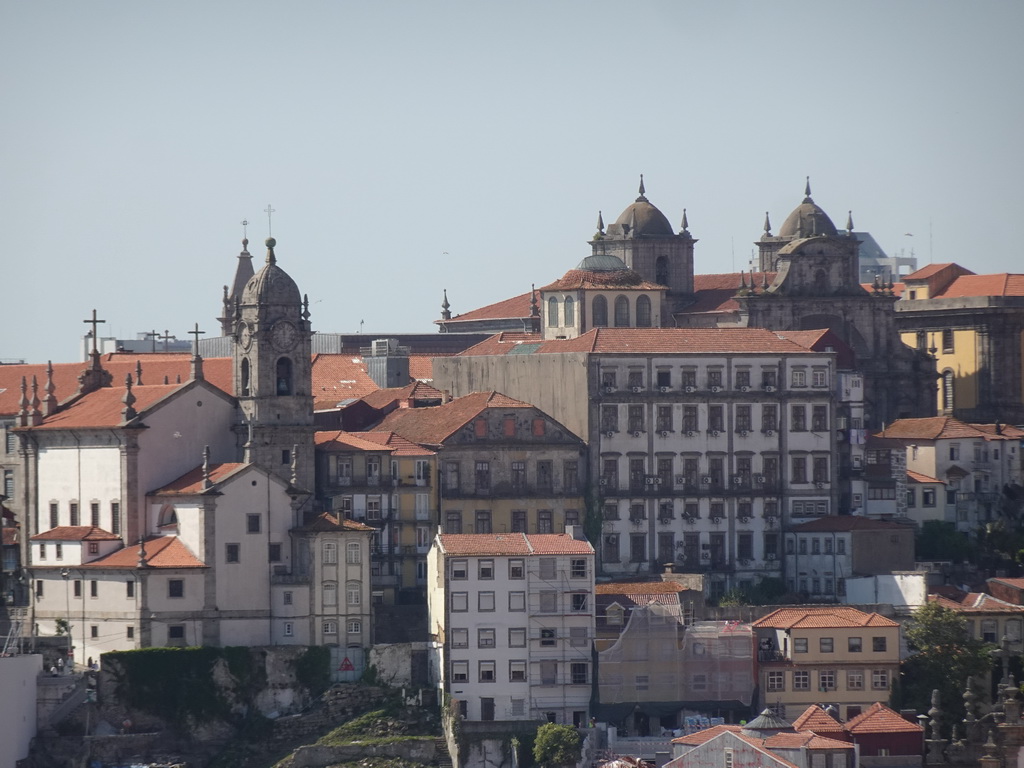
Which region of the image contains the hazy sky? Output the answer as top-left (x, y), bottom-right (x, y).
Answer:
top-left (3, 1), bottom-right (1022, 364)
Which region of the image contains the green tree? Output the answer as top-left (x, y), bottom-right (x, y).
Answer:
top-left (533, 723), bottom-right (581, 768)
top-left (899, 601), bottom-right (991, 730)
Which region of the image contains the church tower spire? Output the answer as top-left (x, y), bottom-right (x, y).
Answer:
top-left (232, 235), bottom-right (314, 491)
top-left (219, 222), bottom-right (256, 335)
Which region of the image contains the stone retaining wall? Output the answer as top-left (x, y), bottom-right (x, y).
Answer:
top-left (289, 737), bottom-right (436, 768)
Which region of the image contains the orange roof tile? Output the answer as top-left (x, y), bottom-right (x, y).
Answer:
top-left (298, 512), bottom-right (374, 533)
top-left (791, 706), bottom-right (846, 735)
top-left (903, 263), bottom-right (963, 281)
top-left (80, 536), bottom-right (205, 569)
top-left (595, 580), bottom-right (690, 595)
top-left (445, 291), bottom-right (535, 323)
top-left (458, 328), bottom-right (822, 358)
top-left (360, 381), bottom-right (444, 410)
top-left (438, 533), bottom-right (594, 556)
top-left (540, 269), bottom-right (665, 292)
top-left (752, 607), bottom-right (899, 629)
top-left (844, 702), bottom-right (923, 734)
top-left (907, 470), bottom-right (944, 484)
top-left (934, 274), bottom-right (1024, 298)
top-left (375, 391), bottom-right (538, 445)
top-left (876, 416), bottom-right (1023, 442)
top-left (928, 593), bottom-right (1024, 614)
top-left (30, 526), bottom-right (121, 542)
top-left (311, 353), bottom-right (382, 408)
top-left (988, 577), bottom-right (1024, 590)
top-left (315, 429), bottom-right (435, 457)
top-left (151, 463), bottom-right (249, 495)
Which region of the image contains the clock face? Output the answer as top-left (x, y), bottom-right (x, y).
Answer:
top-left (271, 320), bottom-right (298, 351)
top-left (239, 323), bottom-right (253, 350)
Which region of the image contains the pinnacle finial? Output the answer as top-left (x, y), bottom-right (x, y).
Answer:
top-left (637, 173), bottom-right (647, 202)
top-left (441, 289), bottom-right (451, 321)
top-left (764, 211), bottom-right (772, 235)
top-left (137, 537), bottom-right (147, 568)
top-left (303, 293), bottom-right (311, 321)
top-left (122, 373), bottom-right (137, 421)
top-left (265, 237), bottom-right (277, 264)
top-left (202, 445), bottom-right (212, 490)
top-left (135, 360), bottom-right (143, 387)
top-left (681, 208), bottom-right (689, 234)
top-left (530, 285), bottom-right (539, 317)
top-left (804, 176), bottom-right (812, 201)
top-left (597, 211), bottom-right (604, 234)
top-left (846, 210), bottom-right (854, 233)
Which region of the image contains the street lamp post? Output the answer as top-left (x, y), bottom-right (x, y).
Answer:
top-left (60, 568), bottom-right (71, 668)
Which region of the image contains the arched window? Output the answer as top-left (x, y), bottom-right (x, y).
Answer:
top-left (346, 542), bottom-right (361, 564)
top-left (614, 295), bottom-right (630, 327)
top-left (240, 358), bottom-right (250, 397)
top-left (636, 295), bottom-right (652, 327)
top-left (593, 296), bottom-right (608, 327)
top-left (655, 256), bottom-right (669, 286)
top-left (942, 370), bottom-right (955, 412)
top-left (276, 357), bottom-right (292, 395)
top-left (547, 297), bottom-right (559, 327)
top-left (564, 296), bottom-right (575, 326)
top-left (347, 581), bottom-right (362, 606)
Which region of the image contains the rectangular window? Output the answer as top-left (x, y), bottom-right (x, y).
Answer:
top-left (126, 581), bottom-right (135, 598)
top-left (35, 580), bottom-right (43, 598)
top-left (168, 625), bottom-right (185, 640)
top-left (541, 660), bottom-right (557, 684)
top-left (226, 543), bottom-right (240, 563)
top-left (539, 591), bottom-right (557, 612)
top-left (813, 457), bottom-right (829, 483)
top-left (571, 662), bottom-right (588, 685)
top-left (56, 543), bottom-right (63, 560)
top-left (820, 637), bottom-right (834, 653)
top-left (539, 558), bottom-right (556, 580)
top-left (69, 502), bottom-right (79, 526)
top-left (323, 542), bottom-right (337, 564)
top-left (563, 460), bottom-right (579, 493)
top-left (451, 661), bottom-right (469, 682)
top-left (444, 511), bottom-right (462, 534)
top-left (708, 405), bottom-right (724, 432)
top-left (812, 406), bottom-right (828, 431)
top-left (537, 460), bottom-right (553, 492)
top-left (451, 559), bottom-right (468, 579)
top-left (451, 628), bottom-right (468, 648)
top-left (767, 671), bottom-right (785, 692)
top-left (283, 590), bottom-right (293, 605)
top-left (509, 558), bottom-right (525, 579)
top-left (475, 461), bottom-right (490, 492)
top-left (848, 671), bottom-right (864, 690)
top-left (283, 622), bottom-right (294, 637)
top-left (478, 559), bottom-right (494, 579)
top-left (570, 627), bottom-right (588, 647)
top-left (73, 580), bottom-right (82, 598)
top-left (88, 580), bottom-right (97, 598)
top-left (444, 462), bottom-right (460, 491)
top-left (90, 502), bottom-right (100, 527)
top-left (762, 405), bottom-right (778, 432)
top-left (49, 502), bottom-right (59, 529)
top-left (511, 461), bottom-right (526, 491)
top-left (347, 584), bottom-right (361, 606)
top-left (601, 405), bottom-right (619, 433)
top-left (656, 405), bottom-right (673, 433)
top-left (794, 637), bottom-right (808, 653)
top-left (537, 510), bottom-right (553, 533)
top-left (509, 660), bottom-right (527, 682)
top-left (791, 405), bottom-right (806, 431)
top-left (570, 558), bottom-right (587, 578)
top-left (628, 405), bottom-right (644, 433)
top-left (873, 669), bottom-right (890, 690)
top-left (791, 456), bottom-right (807, 484)
top-left (571, 593), bottom-right (588, 612)
top-left (268, 542), bottom-right (282, 562)
top-left (792, 370), bottom-right (807, 388)
top-left (322, 621), bottom-right (338, 635)
top-left (478, 628), bottom-right (496, 648)
top-left (168, 579), bottom-right (184, 598)
top-left (819, 670), bottom-right (836, 690)
top-left (849, 636), bottom-right (862, 653)
top-left (812, 370), bottom-right (828, 387)
top-left (509, 591), bottom-right (526, 611)
top-left (127, 626), bottom-right (135, 639)
top-left (110, 501), bottom-right (121, 535)
top-left (478, 591), bottom-right (495, 611)
top-left (873, 636), bottom-right (888, 652)
top-left (451, 592), bottom-right (468, 611)
top-left (479, 661), bottom-right (496, 683)
top-left (509, 627), bottom-right (527, 647)
top-left (540, 628), bottom-right (556, 647)
top-left (247, 514), bottom-right (261, 533)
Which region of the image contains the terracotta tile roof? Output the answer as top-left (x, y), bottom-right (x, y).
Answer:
top-left (672, 727), bottom-right (850, 767)
top-left (297, 511), bottom-right (374, 533)
top-left (763, 732), bottom-right (854, 750)
top-left (80, 535), bottom-right (205, 569)
top-left (681, 273), bottom-right (778, 315)
top-left (844, 702), bottom-right (923, 734)
top-left (595, 580), bottom-right (690, 595)
top-left (673, 724), bottom-right (742, 746)
top-left (988, 577), bottom-right (1024, 590)
top-left (30, 526), bottom-right (122, 542)
top-left (907, 470), bottom-right (944, 484)
top-left (0, 357), bottom-right (234, 418)
top-left (791, 706), bottom-right (846, 735)
top-left (928, 592), bottom-right (1024, 614)
top-left (876, 416), bottom-right (1024, 442)
top-left (409, 356), bottom-right (436, 382)
top-left (752, 607), bottom-right (899, 629)
top-left (375, 391), bottom-right (536, 445)
top-left (438, 532), bottom-right (594, 556)
top-left (2, 527), bottom-right (17, 546)
top-left (540, 269), bottom-right (665, 291)
top-left (789, 517), bottom-right (913, 533)
top-left (934, 274), bottom-right (1024, 298)
top-left (458, 328), bottom-right (822, 358)
top-left (311, 353), bottom-right (382, 408)
top-left (151, 463), bottom-right (249, 495)
top-left (315, 429), bottom-right (435, 457)
top-left (445, 291), bottom-right (535, 322)
top-left (360, 381), bottom-right (444, 410)
top-left (904, 263), bottom-right (962, 281)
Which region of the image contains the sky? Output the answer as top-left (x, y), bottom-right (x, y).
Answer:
top-left (3, 1), bottom-right (1022, 364)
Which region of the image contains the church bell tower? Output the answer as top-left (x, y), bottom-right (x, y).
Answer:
top-left (232, 237), bottom-right (315, 491)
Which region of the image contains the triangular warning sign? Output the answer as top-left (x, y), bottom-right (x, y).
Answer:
top-left (339, 657), bottom-right (355, 671)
